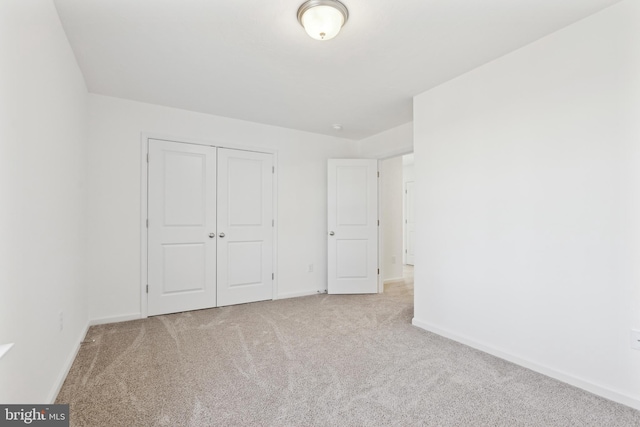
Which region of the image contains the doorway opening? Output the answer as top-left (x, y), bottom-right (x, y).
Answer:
top-left (379, 152), bottom-right (414, 294)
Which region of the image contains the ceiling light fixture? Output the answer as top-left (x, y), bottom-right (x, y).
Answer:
top-left (297, 0), bottom-right (349, 41)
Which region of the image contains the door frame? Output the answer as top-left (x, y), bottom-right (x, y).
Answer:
top-left (404, 180), bottom-right (415, 265)
top-left (139, 132), bottom-right (279, 318)
top-left (377, 150), bottom-right (413, 293)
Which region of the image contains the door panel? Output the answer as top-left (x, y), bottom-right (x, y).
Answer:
top-left (227, 241), bottom-right (263, 286)
top-left (227, 157), bottom-right (264, 225)
top-left (162, 243), bottom-right (206, 293)
top-left (336, 166), bottom-right (369, 225)
top-left (217, 148), bottom-right (273, 306)
top-left (405, 181), bottom-right (415, 265)
top-left (163, 153), bottom-right (206, 225)
top-left (148, 140), bottom-right (217, 315)
top-left (328, 159), bottom-right (378, 294)
top-left (336, 239), bottom-right (368, 278)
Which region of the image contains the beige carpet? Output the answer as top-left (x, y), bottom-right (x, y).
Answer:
top-left (57, 274), bottom-right (640, 426)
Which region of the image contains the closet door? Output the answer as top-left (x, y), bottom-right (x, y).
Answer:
top-left (217, 148), bottom-right (273, 307)
top-left (147, 140), bottom-right (217, 315)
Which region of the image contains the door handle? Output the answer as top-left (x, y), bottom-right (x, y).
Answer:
top-left (209, 233), bottom-right (215, 238)
top-left (329, 231), bottom-right (335, 236)
top-left (219, 232), bottom-right (226, 238)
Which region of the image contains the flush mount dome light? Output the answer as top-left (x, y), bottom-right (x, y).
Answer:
top-left (297, 0), bottom-right (349, 41)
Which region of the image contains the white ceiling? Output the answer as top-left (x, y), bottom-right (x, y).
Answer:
top-left (54, 0), bottom-right (621, 140)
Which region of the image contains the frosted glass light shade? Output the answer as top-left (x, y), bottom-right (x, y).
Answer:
top-left (297, 0), bottom-right (349, 41)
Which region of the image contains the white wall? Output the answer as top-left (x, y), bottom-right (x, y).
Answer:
top-left (0, 0), bottom-right (88, 403)
top-left (380, 157), bottom-right (404, 282)
top-left (358, 122), bottom-right (413, 159)
top-left (86, 95), bottom-right (357, 322)
top-left (413, 0), bottom-right (640, 409)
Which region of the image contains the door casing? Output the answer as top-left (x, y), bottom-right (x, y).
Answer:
top-left (405, 180), bottom-right (415, 266)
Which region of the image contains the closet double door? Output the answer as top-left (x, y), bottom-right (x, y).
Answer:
top-left (147, 139), bottom-right (273, 316)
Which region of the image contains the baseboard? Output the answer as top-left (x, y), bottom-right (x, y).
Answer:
top-left (383, 277), bottom-right (404, 285)
top-left (412, 318), bottom-right (640, 411)
top-left (47, 321), bottom-right (90, 404)
top-left (89, 313), bottom-right (142, 326)
top-left (276, 290), bottom-right (322, 299)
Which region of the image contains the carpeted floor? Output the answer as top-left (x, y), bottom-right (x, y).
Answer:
top-left (57, 270), bottom-right (640, 426)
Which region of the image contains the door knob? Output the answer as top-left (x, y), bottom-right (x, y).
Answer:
top-left (329, 231), bottom-right (335, 236)
top-left (209, 233), bottom-right (215, 238)
top-left (219, 232), bottom-right (225, 238)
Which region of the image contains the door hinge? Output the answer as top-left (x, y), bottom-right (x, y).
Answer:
top-left (146, 284), bottom-right (149, 293)
top-left (377, 269), bottom-right (380, 275)
top-left (272, 219), bottom-right (274, 227)
top-left (405, 249), bottom-right (407, 254)
top-left (377, 171), bottom-right (380, 178)
top-left (272, 166), bottom-right (275, 174)
top-left (377, 220), bottom-right (380, 226)
top-left (405, 219), bottom-right (407, 224)
top-left (147, 153), bottom-right (149, 163)
top-left (405, 190), bottom-right (407, 194)
top-left (146, 219), bottom-right (149, 228)
top-left (272, 273), bottom-right (274, 280)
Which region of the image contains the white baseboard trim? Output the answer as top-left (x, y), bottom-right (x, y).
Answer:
top-left (47, 321), bottom-right (90, 404)
top-left (383, 277), bottom-right (404, 285)
top-left (412, 318), bottom-right (640, 411)
top-left (276, 290), bottom-right (322, 300)
top-left (89, 313), bottom-right (142, 326)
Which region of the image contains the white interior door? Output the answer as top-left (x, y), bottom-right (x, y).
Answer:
top-left (405, 181), bottom-right (415, 265)
top-left (147, 139), bottom-right (217, 316)
top-left (328, 159), bottom-right (378, 294)
top-left (217, 148), bottom-right (274, 307)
